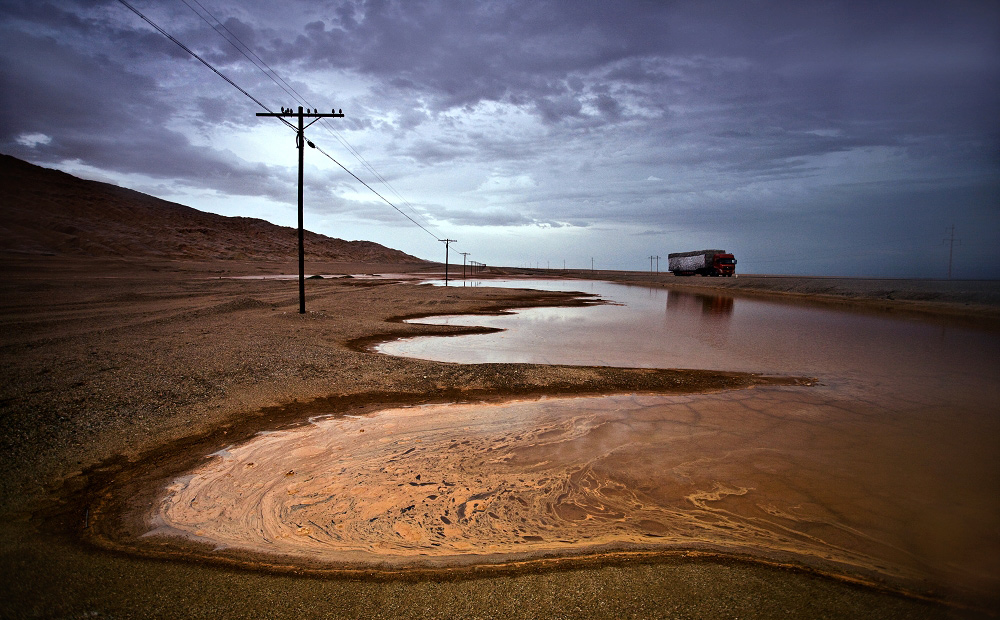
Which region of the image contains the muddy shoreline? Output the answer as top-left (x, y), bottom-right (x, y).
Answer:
top-left (77, 377), bottom-right (808, 574)
top-left (3, 256), bottom-right (997, 618)
top-left (492, 268), bottom-right (1000, 326)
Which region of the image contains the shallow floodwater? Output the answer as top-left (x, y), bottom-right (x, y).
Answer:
top-left (381, 280), bottom-right (996, 387)
top-left (153, 280), bottom-right (1000, 603)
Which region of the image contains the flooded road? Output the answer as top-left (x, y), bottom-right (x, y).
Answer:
top-left (380, 280), bottom-right (996, 392)
top-left (153, 280), bottom-right (1000, 604)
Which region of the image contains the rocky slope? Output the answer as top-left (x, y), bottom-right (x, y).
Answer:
top-left (0, 154), bottom-right (426, 263)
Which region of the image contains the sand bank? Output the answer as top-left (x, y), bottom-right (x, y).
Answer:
top-left (2, 256), bottom-right (995, 618)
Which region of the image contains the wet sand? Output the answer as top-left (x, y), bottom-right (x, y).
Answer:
top-left (2, 256), bottom-right (997, 618)
top-left (148, 282), bottom-right (1000, 606)
top-left (150, 391), bottom-right (999, 602)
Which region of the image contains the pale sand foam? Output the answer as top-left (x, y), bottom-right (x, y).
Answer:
top-left (150, 390), bottom-right (1000, 598)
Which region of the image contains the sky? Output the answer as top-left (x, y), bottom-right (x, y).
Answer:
top-left (1, 0), bottom-right (998, 277)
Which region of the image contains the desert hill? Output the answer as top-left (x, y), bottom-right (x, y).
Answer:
top-left (0, 154), bottom-right (427, 263)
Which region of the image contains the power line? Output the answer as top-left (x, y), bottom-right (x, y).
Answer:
top-left (313, 144), bottom-right (439, 240)
top-left (177, 0), bottom-right (435, 234)
top-left (317, 121), bottom-right (437, 232)
top-left (178, 0), bottom-right (303, 105)
top-left (118, 0), bottom-right (450, 248)
top-left (116, 0), bottom-right (294, 131)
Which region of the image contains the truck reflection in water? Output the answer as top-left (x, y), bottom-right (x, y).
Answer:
top-left (667, 290), bottom-right (735, 318)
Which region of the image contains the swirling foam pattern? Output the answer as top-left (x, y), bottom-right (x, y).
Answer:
top-left (151, 389), bottom-right (1000, 597)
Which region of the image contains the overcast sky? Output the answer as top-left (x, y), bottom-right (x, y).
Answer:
top-left (2, 0), bottom-right (998, 276)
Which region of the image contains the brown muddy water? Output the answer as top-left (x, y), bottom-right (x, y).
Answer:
top-left (152, 280), bottom-right (1000, 606)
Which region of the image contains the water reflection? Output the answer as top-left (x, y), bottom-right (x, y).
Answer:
top-left (155, 388), bottom-right (1000, 600)
top-left (151, 279), bottom-right (1000, 605)
top-left (666, 290), bottom-right (735, 318)
top-left (378, 280), bottom-right (1000, 389)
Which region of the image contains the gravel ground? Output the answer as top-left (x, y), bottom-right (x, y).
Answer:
top-left (0, 256), bottom-right (992, 619)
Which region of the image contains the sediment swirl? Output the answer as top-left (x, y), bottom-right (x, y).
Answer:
top-left (150, 390), bottom-right (999, 597)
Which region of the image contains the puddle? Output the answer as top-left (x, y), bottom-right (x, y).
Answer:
top-left (379, 280), bottom-right (999, 385)
top-left (149, 280), bottom-right (1000, 601)
top-left (227, 273), bottom-right (427, 280)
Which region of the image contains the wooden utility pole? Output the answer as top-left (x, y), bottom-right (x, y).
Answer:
top-left (460, 252), bottom-right (470, 280)
top-left (943, 225), bottom-right (959, 279)
top-left (439, 239), bottom-right (457, 285)
top-left (256, 106), bottom-right (344, 313)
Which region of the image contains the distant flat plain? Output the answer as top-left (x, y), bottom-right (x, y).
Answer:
top-left (1, 255), bottom-right (997, 619)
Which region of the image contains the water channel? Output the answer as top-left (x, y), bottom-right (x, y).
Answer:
top-left (151, 279), bottom-right (1000, 604)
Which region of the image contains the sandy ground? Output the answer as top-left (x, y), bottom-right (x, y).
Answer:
top-left (1, 256), bottom-right (997, 619)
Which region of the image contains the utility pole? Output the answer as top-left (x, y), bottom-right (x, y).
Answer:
top-left (943, 225), bottom-right (959, 278)
top-left (655, 255), bottom-right (661, 273)
top-left (649, 255), bottom-right (655, 273)
top-left (439, 239), bottom-right (456, 285)
top-left (460, 252), bottom-right (470, 280)
top-left (256, 106), bottom-right (344, 314)
top-left (591, 257), bottom-right (594, 272)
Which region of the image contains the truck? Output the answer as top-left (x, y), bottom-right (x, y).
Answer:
top-left (668, 249), bottom-right (738, 277)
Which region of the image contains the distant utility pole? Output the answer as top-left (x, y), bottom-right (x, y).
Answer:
top-left (460, 252), bottom-right (470, 280)
top-left (649, 255), bottom-right (655, 272)
top-left (440, 239), bottom-right (457, 285)
top-left (655, 255), bottom-right (661, 273)
top-left (591, 257), bottom-right (594, 272)
top-left (256, 105), bottom-right (344, 314)
top-left (943, 225), bottom-right (960, 279)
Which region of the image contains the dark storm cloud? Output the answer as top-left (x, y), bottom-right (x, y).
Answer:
top-left (1, 0), bottom-right (997, 275)
top-left (271, 0), bottom-right (999, 132)
top-left (0, 8), bottom-right (293, 200)
top-left (270, 0), bottom-right (679, 114)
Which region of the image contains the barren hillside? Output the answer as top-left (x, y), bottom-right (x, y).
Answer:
top-left (0, 154), bottom-right (427, 263)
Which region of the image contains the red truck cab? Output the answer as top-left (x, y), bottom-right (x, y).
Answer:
top-left (713, 253), bottom-right (737, 276)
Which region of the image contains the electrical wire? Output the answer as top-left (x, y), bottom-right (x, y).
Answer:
top-left (178, 0), bottom-right (304, 107)
top-left (116, 0), bottom-right (295, 131)
top-left (118, 0), bottom-right (451, 249)
top-left (175, 0), bottom-right (436, 233)
top-left (313, 144), bottom-right (440, 240)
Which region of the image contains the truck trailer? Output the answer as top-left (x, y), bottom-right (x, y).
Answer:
top-left (668, 250), bottom-right (737, 277)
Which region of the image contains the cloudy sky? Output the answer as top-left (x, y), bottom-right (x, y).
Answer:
top-left (2, 0), bottom-right (998, 276)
